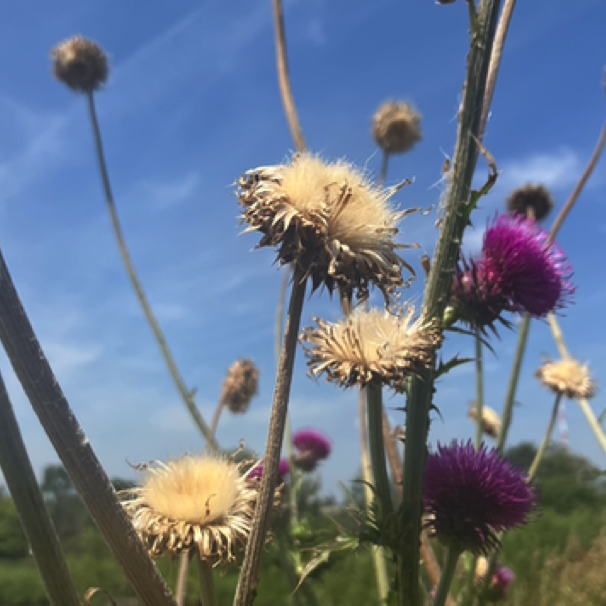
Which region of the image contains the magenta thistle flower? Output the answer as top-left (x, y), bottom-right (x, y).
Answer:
top-left (481, 214), bottom-right (574, 317)
top-left (423, 441), bottom-right (537, 555)
top-left (493, 566), bottom-right (515, 589)
top-left (250, 459), bottom-right (290, 484)
top-left (293, 429), bottom-right (332, 472)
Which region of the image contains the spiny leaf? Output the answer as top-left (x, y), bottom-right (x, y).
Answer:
top-left (436, 354), bottom-right (475, 379)
top-left (445, 325), bottom-right (496, 355)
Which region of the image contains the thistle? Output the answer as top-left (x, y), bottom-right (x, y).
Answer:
top-left (372, 101), bottom-right (422, 156)
top-left (506, 184), bottom-right (554, 222)
top-left (301, 303), bottom-right (442, 391)
top-left (237, 152), bottom-right (417, 303)
top-left (536, 359), bottom-right (596, 400)
top-left (51, 36), bottom-right (109, 93)
top-left (468, 404), bottom-right (502, 440)
top-left (423, 441), bottom-right (537, 555)
top-left (293, 429), bottom-right (332, 472)
top-left (121, 454), bottom-right (280, 563)
top-left (249, 459), bottom-right (291, 484)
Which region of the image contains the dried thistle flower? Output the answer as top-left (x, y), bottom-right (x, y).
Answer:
top-left (220, 359), bottom-right (260, 414)
top-left (51, 36), bottom-right (109, 93)
top-left (536, 359), bottom-right (596, 400)
top-left (237, 152), bottom-right (417, 303)
top-left (468, 404), bottom-right (502, 439)
top-left (506, 184), bottom-right (554, 222)
top-left (300, 303), bottom-right (443, 391)
top-left (121, 454), bottom-right (279, 563)
top-left (372, 101), bottom-right (422, 155)
top-left (424, 441), bottom-right (537, 555)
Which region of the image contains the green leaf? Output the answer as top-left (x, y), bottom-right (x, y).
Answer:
top-left (436, 354), bottom-right (475, 380)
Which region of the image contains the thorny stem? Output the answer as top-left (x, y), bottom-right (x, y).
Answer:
top-left (479, 0), bottom-right (518, 140)
top-left (0, 369), bottom-right (80, 606)
top-left (235, 270), bottom-right (307, 606)
top-left (382, 411), bottom-right (455, 606)
top-left (85, 92), bottom-right (219, 453)
top-left (400, 1), bottom-right (503, 604)
top-left (272, 0), bottom-right (307, 152)
top-left (197, 558), bottom-right (218, 606)
top-left (433, 548), bottom-right (461, 606)
top-left (527, 394), bottom-right (563, 482)
top-left (360, 388), bottom-right (391, 604)
top-left (0, 248), bottom-right (177, 606)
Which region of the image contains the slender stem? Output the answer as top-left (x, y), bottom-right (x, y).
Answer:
top-left (360, 388), bottom-right (391, 604)
top-left (547, 314), bottom-right (570, 360)
top-left (433, 549), bottom-right (461, 606)
top-left (0, 250), bottom-right (177, 606)
top-left (85, 92), bottom-right (219, 453)
top-left (197, 558), bottom-right (218, 606)
top-left (175, 552), bottom-right (191, 606)
top-left (378, 151), bottom-right (391, 189)
top-left (400, 1), bottom-right (503, 604)
top-left (549, 116), bottom-right (606, 242)
top-left (497, 315), bottom-right (530, 455)
top-left (209, 402), bottom-right (224, 439)
top-left (367, 385), bottom-right (394, 518)
top-left (479, 0), bottom-right (518, 141)
top-left (528, 394), bottom-right (563, 482)
top-left (474, 328), bottom-right (485, 449)
top-left (272, 0), bottom-right (307, 152)
top-left (577, 398), bottom-right (606, 457)
top-left (234, 270), bottom-right (307, 606)
top-left (0, 369), bottom-right (80, 606)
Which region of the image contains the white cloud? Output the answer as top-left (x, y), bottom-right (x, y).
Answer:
top-left (497, 148), bottom-right (582, 192)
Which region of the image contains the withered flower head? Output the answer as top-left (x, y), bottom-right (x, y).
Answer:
top-left (506, 184), bottom-right (554, 222)
top-left (220, 359), bottom-right (260, 414)
top-left (536, 359), bottom-right (596, 400)
top-left (300, 303), bottom-right (442, 391)
top-left (51, 36), bottom-right (109, 93)
top-left (468, 404), bottom-right (502, 440)
top-left (372, 101), bottom-right (422, 155)
top-left (237, 152), bottom-right (417, 303)
top-left (121, 454), bottom-right (279, 563)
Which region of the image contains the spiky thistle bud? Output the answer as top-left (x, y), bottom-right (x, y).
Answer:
top-left (536, 359), bottom-right (596, 400)
top-left (506, 184), bottom-right (554, 222)
top-left (301, 303), bottom-right (442, 391)
top-left (51, 36), bottom-right (109, 93)
top-left (293, 429), bottom-right (332, 472)
top-left (237, 152), bottom-right (418, 303)
top-left (120, 454), bottom-right (280, 563)
top-left (220, 359), bottom-right (260, 414)
top-left (372, 101), bottom-right (422, 155)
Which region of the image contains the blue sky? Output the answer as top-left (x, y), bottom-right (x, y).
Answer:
top-left (0, 0), bottom-right (605, 497)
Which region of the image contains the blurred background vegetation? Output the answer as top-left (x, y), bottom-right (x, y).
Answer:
top-left (1, 442), bottom-right (605, 606)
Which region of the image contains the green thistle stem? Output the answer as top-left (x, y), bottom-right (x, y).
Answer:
top-left (360, 387), bottom-right (391, 604)
top-left (197, 559), bottom-right (218, 606)
top-left (0, 369), bottom-right (80, 606)
top-left (528, 394), bottom-right (563, 482)
top-left (497, 315), bottom-right (531, 455)
top-left (85, 92), bottom-right (219, 453)
top-left (474, 329), bottom-right (485, 449)
top-left (379, 151), bottom-right (391, 189)
top-left (433, 548), bottom-right (461, 606)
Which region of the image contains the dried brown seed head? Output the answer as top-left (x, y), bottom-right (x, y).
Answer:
top-left (237, 152), bottom-right (418, 303)
top-left (468, 404), bottom-right (502, 439)
top-left (220, 359), bottom-right (260, 414)
top-left (506, 184), bottom-right (554, 222)
top-left (536, 359), bottom-right (596, 400)
top-left (120, 454), bottom-right (279, 563)
top-left (372, 101), bottom-right (422, 155)
top-left (300, 303), bottom-right (443, 391)
top-left (51, 36), bottom-right (109, 93)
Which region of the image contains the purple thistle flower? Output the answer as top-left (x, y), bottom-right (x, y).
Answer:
top-left (481, 214), bottom-right (574, 317)
top-left (292, 429), bottom-right (332, 472)
top-left (423, 441), bottom-right (537, 555)
top-left (249, 459), bottom-right (290, 484)
top-left (493, 565), bottom-right (515, 589)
